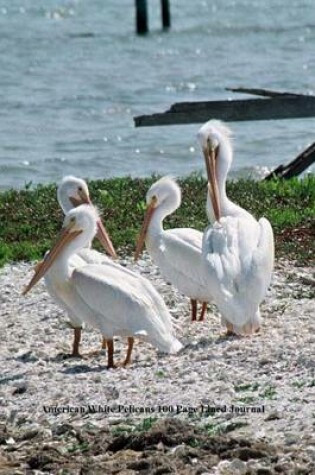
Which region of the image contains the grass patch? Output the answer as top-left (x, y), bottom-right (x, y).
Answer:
top-left (111, 417), bottom-right (157, 436)
top-left (187, 437), bottom-right (200, 448)
top-left (155, 370), bottom-right (166, 378)
top-left (259, 385), bottom-right (277, 400)
top-left (65, 441), bottom-right (90, 454)
top-left (134, 417), bottom-right (157, 432)
top-left (292, 380), bottom-right (306, 389)
top-left (203, 421), bottom-right (248, 437)
top-left (237, 396), bottom-right (257, 404)
top-left (0, 175), bottom-right (314, 267)
top-left (111, 425), bottom-right (134, 436)
top-left (293, 379), bottom-right (315, 388)
top-left (203, 422), bottom-right (225, 437)
top-left (234, 382), bottom-right (260, 392)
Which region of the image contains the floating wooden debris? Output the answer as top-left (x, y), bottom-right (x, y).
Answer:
top-left (224, 87), bottom-right (305, 98)
top-left (264, 141), bottom-right (315, 180)
top-left (134, 88), bottom-right (315, 178)
top-left (134, 95), bottom-right (315, 127)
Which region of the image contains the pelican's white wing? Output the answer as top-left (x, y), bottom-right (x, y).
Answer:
top-left (147, 228), bottom-right (210, 301)
top-left (167, 228), bottom-right (203, 250)
top-left (72, 264), bottom-right (182, 353)
top-left (202, 216), bottom-right (274, 329)
top-left (77, 248), bottom-right (112, 265)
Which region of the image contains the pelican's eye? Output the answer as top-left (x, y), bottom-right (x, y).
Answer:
top-left (78, 186), bottom-right (83, 192)
top-left (70, 217), bottom-right (76, 224)
top-left (151, 195), bottom-right (158, 206)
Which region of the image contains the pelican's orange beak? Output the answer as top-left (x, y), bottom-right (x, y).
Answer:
top-left (22, 225), bottom-right (83, 295)
top-left (69, 187), bottom-right (91, 208)
top-left (134, 198), bottom-right (157, 261)
top-left (96, 219), bottom-right (117, 259)
top-left (203, 142), bottom-right (221, 222)
top-left (69, 190), bottom-right (117, 259)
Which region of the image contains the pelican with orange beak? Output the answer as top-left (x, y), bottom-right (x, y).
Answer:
top-left (23, 205), bottom-right (182, 368)
top-left (198, 120), bottom-right (274, 335)
top-left (57, 176), bottom-right (117, 262)
top-left (197, 121), bottom-right (254, 223)
top-left (135, 176), bottom-right (212, 322)
top-left (32, 176), bottom-right (117, 356)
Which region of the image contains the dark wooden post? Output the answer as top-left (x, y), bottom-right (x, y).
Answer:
top-left (264, 142), bottom-right (315, 180)
top-left (161, 0), bottom-right (171, 29)
top-left (135, 0), bottom-right (148, 35)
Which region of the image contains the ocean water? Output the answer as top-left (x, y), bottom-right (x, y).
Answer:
top-left (0, 0), bottom-right (314, 190)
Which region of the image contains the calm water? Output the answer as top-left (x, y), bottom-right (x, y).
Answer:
top-left (0, 0), bottom-right (314, 189)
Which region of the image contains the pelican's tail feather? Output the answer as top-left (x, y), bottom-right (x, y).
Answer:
top-left (155, 335), bottom-right (183, 354)
top-left (168, 337), bottom-right (183, 354)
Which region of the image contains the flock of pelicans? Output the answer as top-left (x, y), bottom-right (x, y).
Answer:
top-left (23, 120), bottom-right (274, 368)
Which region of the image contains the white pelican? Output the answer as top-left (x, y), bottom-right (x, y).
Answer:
top-left (23, 205), bottom-right (182, 368)
top-left (39, 176), bottom-right (117, 356)
top-left (135, 176), bottom-right (211, 322)
top-left (198, 120), bottom-right (274, 335)
top-left (197, 121), bottom-right (254, 223)
top-left (57, 175), bottom-right (117, 263)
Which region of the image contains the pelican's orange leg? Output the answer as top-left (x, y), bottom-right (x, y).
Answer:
top-left (199, 302), bottom-right (208, 321)
top-left (106, 339), bottom-right (117, 369)
top-left (191, 299), bottom-right (197, 321)
top-left (121, 337), bottom-right (134, 367)
top-left (226, 322), bottom-right (235, 336)
top-left (72, 327), bottom-right (82, 357)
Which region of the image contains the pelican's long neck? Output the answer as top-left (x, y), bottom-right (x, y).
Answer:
top-left (57, 192), bottom-right (92, 250)
top-left (207, 138), bottom-right (252, 222)
top-left (216, 138), bottom-right (232, 211)
top-left (148, 205), bottom-right (170, 237)
top-left (49, 228), bottom-right (95, 282)
top-left (57, 188), bottom-right (72, 214)
top-left (147, 195), bottom-right (180, 239)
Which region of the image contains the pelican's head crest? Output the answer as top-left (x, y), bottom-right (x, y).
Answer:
top-left (197, 120), bottom-right (233, 150)
top-left (146, 176), bottom-right (181, 209)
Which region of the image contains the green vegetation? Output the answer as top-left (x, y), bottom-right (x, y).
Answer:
top-left (155, 370), bottom-right (166, 378)
top-left (202, 420), bottom-right (248, 437)
top-left (292, 380), bottom-right (306, 389)
top-left (111, 425), bottom-right (134, 436)
top-left (0, 175), bottom-right (314, 267)
top-left (135, 417), bottom-right (157, 432)
top-left (65, 441), bottom-right (90, 454)
top-left (236, 396), bottom-right (256, 404)
top-left (292, 379), bottom-right (315, 389)
top-left (259, 385), bottom-right (277, 400)
top-left (187, 437), bottom-right (200, 448)
top-left (234, 382), bottom-right (260, 392)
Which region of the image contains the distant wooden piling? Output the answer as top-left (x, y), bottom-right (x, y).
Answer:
top-left (135, 0), bottom-right (148, 35)
top-left (135, 0), bottom-right (171, 34)
top-left (161, 0), bottom-right (171, 29)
